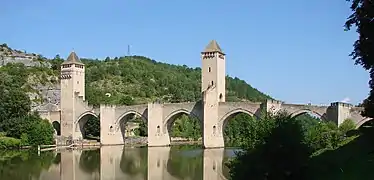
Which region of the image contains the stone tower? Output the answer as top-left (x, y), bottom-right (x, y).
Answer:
top-left (201, 40), bottom-right (226, 148)
top-left (60, 51), bottom-right (85, 138)
top-left (201, 40), bottom-right (226, 102)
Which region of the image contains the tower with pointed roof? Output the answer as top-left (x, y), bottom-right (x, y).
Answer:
top-left (201, 40), bottom-right (226, 148)
top-left (201, 40), bottom-right (226, 102)
top-left (60, 51), bottom-right (85, 138)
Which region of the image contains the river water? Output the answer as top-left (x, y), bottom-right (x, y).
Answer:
top-left (0, 145), bottom-right (239, 180)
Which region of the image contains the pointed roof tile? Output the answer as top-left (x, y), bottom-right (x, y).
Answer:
top-left (203, 40), bottom-right (224, 54)
top-left (62, 51), bottom-right (84, 65)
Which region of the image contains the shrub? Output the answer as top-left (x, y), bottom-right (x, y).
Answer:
top-left (0, 137), bottom-right (21, 149)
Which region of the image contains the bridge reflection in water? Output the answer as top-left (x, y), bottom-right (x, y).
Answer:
top-left (39, 146), bottom-right (234, 180)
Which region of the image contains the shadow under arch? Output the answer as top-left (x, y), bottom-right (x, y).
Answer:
top-left (52, 121), bottom-right (61, 136)
top-left (116, 110), bottom-right (148, 140)
top-left (166, 146), bottom-right (204, 180)
top-left (119, 147), bottom-right (148, 178)
top-left (164, 108), bottom-right (203, 141)
top-left (75, 111), bottom-right (100, 139)
top-left (79, 149), bottom-right (101, 174)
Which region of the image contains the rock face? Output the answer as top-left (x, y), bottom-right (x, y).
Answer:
top-left (30, 84), bottom-right (61, 111)
top-left (0, 43), bottom-right (60, 111)
top-left (0, 44), bottom-right (51, 68)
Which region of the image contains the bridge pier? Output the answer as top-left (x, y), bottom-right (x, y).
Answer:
top-left (100, 105), bottom-right (124, 145)
top-left (328, 102), bottom-right (353, 126)
top-left (147, 103), bottom-right (171, 147)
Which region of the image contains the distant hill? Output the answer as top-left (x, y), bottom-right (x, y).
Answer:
top-left (0, 44), bottom-right (273, 107)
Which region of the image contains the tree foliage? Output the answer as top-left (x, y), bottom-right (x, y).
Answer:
top-left (345, 0), bottom-right (374, 117)
top-left (0, 63), bottom-right (55, 147)
top-left (228, 111), bottom-right (363, 180)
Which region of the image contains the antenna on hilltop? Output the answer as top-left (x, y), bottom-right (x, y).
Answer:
top-left (127, 45), bottom-right (131, 56)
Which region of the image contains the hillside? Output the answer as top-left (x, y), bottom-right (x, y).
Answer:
top-left (1, 44), bottom-right (272, 107)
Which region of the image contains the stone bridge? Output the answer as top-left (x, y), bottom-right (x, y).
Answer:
top-left (38, 40), bottom-right (372, 148)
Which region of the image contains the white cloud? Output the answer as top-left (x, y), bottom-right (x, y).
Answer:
top-left (341, 97), bottom-right (351, 103)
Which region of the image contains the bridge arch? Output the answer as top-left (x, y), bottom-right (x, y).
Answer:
top-left (116, 110), bottom-right (148, 139)
top-left (219, 108), bottom-right (259, 131)
top-left (164, 109), bottom-right (202, 138)
top-left (356, 117), bottom-right (374, 129)
top-left (289, 109), bottom-right (326, 121)
top-left (75, 111), bottom-right (100, 139)
top-left (115, 110), bottom-right (148, 125)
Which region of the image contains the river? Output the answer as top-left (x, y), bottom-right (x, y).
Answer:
top-left (0, 145), bottom-right (239, 180)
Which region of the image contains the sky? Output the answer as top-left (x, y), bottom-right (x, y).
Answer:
top-left (0, 0), bottom-right (369, 105)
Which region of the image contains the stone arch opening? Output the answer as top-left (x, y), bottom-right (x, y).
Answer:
top-left (52, 121), bottom-right (61, 136)
top-left (75, 112), bottom-right (100, 141)
top-left (290, 110), bottom-right (326, 130)
top-left (165, 109), bottom-right (202, 142)
top-left (290, 109), bottom-right (326, 120)
top-left (356, 118), bottom-right (374, 129)
top-left (117, 111), bottom-right (148, 142)
top-left (220, 109), bottom-right (258, 147)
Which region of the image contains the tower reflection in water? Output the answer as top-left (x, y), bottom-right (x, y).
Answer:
top-left (39, 146), bottom-right (234, 180)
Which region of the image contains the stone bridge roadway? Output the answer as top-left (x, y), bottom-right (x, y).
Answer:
top-left (68, 96), bottom-right (369, 146)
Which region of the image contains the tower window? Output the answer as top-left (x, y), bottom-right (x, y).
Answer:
top-left (211, 81), bottom-right (214, 85)
top-left (219, 93), bottom-right (223, 100)
top-left (156, 125), bottom-right (160, 133)
top-left (208, 67), bottom-right (211, 72)
top-left (77, 81), bottom-right (79, 84)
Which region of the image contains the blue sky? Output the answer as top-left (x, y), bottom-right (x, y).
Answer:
top-left (0, 0), bottom-right (369, 105)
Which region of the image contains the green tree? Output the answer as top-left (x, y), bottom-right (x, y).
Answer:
top-left (339, 119), bottom-right (356, 135)
top-left (228, 112), bottom-right (311, 180)
top-left (345, 0), bottom-right (374, 117)
top-left (27, 119), bottom-right (54, 145)
top-left (83, 116), bottom-right (100, 138)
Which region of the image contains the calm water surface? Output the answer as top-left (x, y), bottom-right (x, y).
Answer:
top-left (0, 145), bottom-right (239, 180)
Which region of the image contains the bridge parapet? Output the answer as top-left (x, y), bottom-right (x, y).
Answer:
top-left (281, 103), bottom-right (328, 119)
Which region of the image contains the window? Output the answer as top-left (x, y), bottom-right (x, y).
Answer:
top-left (211, 81), bottom-right (214, 85)
top-left (208, 67), bottom-right (211, 72)
top-left (219, 93), bottom-right (223, 100)
top-left (156, 125), bottom-right (160, 133)
top-left (213, 125), bottom-right (216, 134)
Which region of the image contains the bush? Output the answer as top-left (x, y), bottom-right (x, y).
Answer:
top-left (1, 113), bottom-right (54, 146)
top-left (0, 137), bottom-right (21, 149)
top-left (27, 119), bottom-right (54, 146)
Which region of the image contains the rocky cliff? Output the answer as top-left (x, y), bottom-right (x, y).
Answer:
top-left (0, 43), bottom-right (60, 111)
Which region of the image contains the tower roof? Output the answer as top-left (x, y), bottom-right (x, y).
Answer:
top-left (203, 40), bottom-right (224, 54)
top-left (62, 51), bottom-right (84, 65)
